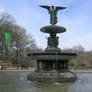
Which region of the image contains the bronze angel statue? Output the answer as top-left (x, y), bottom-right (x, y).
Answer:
top-left (40, 5), bottom-right (66, 25)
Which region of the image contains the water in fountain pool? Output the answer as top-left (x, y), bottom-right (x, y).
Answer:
top-left (0, 71), bottom-right (92, 92)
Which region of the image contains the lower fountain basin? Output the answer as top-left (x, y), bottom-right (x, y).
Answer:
top-left (28, 70), bottom-right (77, 83)
top-left (27, 52), bottom-right (77, 61)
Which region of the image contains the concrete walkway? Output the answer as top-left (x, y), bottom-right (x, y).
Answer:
top-left (71, 69), bottom-right (92, 73)
top-left (0, 67), bottom-right (36, 72)
top-left (0, 67), bottom-right (92, 73)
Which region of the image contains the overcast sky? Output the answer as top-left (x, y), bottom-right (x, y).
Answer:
top-left (0, 0), bottom-right (92, 51)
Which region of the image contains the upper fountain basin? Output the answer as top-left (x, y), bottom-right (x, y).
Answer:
top-left (40, 25), bottom-right (66, 34)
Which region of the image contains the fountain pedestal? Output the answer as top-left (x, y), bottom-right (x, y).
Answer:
top-left (40, 25), bottom-right (66, 52)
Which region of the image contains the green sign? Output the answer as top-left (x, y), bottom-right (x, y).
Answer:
top-left (5, 32), bottom-right (11, 50)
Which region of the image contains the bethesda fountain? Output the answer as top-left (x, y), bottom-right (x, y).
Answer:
top-left (27, 5), bottom-right (77, 83)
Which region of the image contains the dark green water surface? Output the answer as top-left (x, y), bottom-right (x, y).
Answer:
top-left (0, 71), bottom-right (92, 92)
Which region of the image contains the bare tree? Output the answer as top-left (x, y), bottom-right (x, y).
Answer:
top-left (11, 25), bottom-right (36, 67)
top-left (0, 11), bottom-right (15, 57)
top-left (0, 11), bottom-right (36, 68)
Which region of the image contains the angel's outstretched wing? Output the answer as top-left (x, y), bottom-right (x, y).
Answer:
top-left (40, 5), bottom-right (50, 11)
top-left (56, 6), bottom-right (66, 11)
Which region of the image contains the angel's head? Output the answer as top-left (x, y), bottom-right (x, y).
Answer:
top-left (51, 6), bottom-right (54, 9)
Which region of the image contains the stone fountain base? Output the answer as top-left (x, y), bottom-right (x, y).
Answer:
top-left (28, 70), bottom-right (77, 83)
top-left (27, 52), bottom-right (77, 83)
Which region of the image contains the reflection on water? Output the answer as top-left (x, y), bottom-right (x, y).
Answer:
top-left (36, 82), bottom-right (72, 92)
top-left (0, 71), bottom-right (92, 92)
top-left (0, 71), bottom-right (36, 92)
